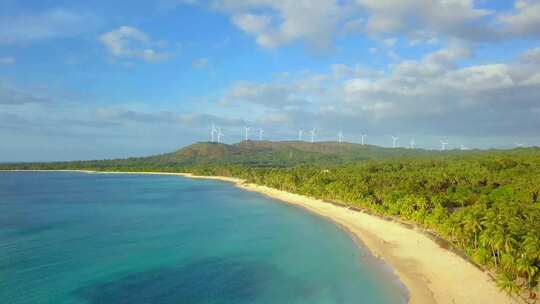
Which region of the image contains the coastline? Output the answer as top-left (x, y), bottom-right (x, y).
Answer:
top-left (2, 170), bottom-right (516, 304)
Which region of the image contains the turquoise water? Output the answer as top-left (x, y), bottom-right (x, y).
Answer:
top-left (0, 172), bottom-right (407, 304)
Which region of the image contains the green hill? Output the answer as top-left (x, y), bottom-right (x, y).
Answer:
top-left (1, 140), bottom-right (537, 170)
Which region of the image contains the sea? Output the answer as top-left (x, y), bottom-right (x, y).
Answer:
top-left (0, 172), bottom-right (407, 304)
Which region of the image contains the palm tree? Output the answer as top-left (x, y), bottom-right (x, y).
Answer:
top-left (492, 229), bottom-right (507, 266)
top-left (500, 253), bottom-right (517, 273)
top-left (463, 213), bottom-right (482, 249)
top-left (522, 232), bottom-right (540, 259)
top-left (496, 272), bottom-right (519, 296)
top-left (516, 256), bottom-right (539, 289)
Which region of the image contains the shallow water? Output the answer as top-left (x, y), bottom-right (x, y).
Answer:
top-left (0, 172), bottom-right (407, 304)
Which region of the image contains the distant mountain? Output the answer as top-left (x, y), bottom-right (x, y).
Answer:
top-left (1, 140), bottom-right (537, 170)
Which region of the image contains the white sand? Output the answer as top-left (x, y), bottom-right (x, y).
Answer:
top-left (4, 170), bottom-right (517, 303)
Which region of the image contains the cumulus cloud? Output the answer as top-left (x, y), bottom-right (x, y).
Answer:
top-left (216, 45), bottom-right (540, 138)
top-left (0, 8), bottom-right (102, 44)
top-left (180, 0), bottom-right (540, 48)
top-left (498, 0), bottom-right (540, 37)
top-left (99, 26), bottom-right (173, 62)
top-left (357, 0), bottom-right (496, 41)
top-left (520, 47), bottom-right (540, 63)
top-left (209, 0), bottom-right (356, 49)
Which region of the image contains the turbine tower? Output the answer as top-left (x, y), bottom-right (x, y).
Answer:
top-left (337, 131), bottom-right (344, 144)
top-left (259, 128), bottom-right (264, 141)
top-left (211, 123), bottom-right (217, 143)
top-left (440, 140), bottom-right (448, 151)
top-left (409, 139), bottom-right (416, 149)
top-left (310, 129), bottom-right (316, 143)
top-left (217, 128), bottom-right (223, 144)
top-left (298, 130), bottom-right (303, 141)
top-left (392, 136), bottom-right (399, 148)
top-left (244, 127), bottom-right (250, 141)
top-left (361, 134), bottom-right (367, 145)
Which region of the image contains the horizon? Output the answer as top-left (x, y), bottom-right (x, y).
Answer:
top-left (1, 1), bottom-right (540, 162)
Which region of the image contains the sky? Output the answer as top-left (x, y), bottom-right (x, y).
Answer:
top-left (1, 0), bottom-right (540, 161)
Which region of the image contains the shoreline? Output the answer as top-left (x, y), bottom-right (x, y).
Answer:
top-left (2, 170), bottom-right (516, 304)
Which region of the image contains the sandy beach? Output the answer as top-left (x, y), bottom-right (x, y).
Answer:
top-left (3, 170), bottom-right (517, 304)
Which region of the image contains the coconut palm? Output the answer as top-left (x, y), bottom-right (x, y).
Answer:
top-left (496, 272), bottom-right (520, 296)
top-left (516, 256), bottom-right (539, 289)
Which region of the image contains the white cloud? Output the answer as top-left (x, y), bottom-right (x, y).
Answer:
top-left (99, 26), bottom-right (173, 62)
top-left (183, 0), bottom-right (540, 48)
top-left (357, 0), bottom-right (495, 41)
top-left (520, 47), bottom-right (540, 63)
top-left (212, 0), bottom-right (355, 49)
top-left (215, 45), bottom-right (540, 138)
top-left (0, 8), bottom-right (102, 44)
top-left (498, 0), bottom-right (540, 37)
top-left (0, 56), bottom-right (15, 65)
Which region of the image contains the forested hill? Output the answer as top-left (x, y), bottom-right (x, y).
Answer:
top-left (1, 140), bottom-right (536, 170)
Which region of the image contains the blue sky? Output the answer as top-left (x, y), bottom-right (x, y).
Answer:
top-left (1, 0), bottom-right (540, 161)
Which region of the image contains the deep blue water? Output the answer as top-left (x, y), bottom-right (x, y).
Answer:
top-left (0, 172), bottom-right (407, 304)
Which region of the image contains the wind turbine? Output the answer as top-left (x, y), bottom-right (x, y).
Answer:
top-left (392, 136), bottom-right (399, 148)
top-left (361, 134), bottom-right (367, 145)
top-left (337, 131), bottom-right (344, 143)
top-left (298, 130), bottom-right (303, 141)
top-left (310, 129), bottom-right (316, 143)
top-left (440, 140), bottom-right (448, 151)
top-left (244, 127), bottom-right (250, 141)
top-left (211, 123), bottom-right (217, 143)
top-left (259, 128), bottom-right (264, 141)
top-left (409, 139), bottom-right (416, 149)
top-left (217, 128), bottom-right (223, 143)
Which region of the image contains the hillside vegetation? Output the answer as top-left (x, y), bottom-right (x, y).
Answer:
top-left (2, 141), bottom-right (540, 301)
top-left (0, 140), bottom-right (529, 170)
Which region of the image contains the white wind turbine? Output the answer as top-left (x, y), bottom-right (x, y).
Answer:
top-left (440, 140), bottom-right (448, 151)
top-left (337, 131), bottom-right (344, 143)
top-left (298, 130), bottom-right (303, 141)
top-left (409, 139), bottom-right (416, 149)
top-left (244, 126), bottom-right (250, 141)
top-left (310, 129), bottom-right (316, 143)
top-left (259, 128), bottom-right (264, 141)
top-left (392, 136), bottom-right (399, 148)
top-left (361, 134), bottom-right (367, 145)
top-left (211, 123), bottom-right (217, 143)
top-left (217, 128), bottom-right (224, 143)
